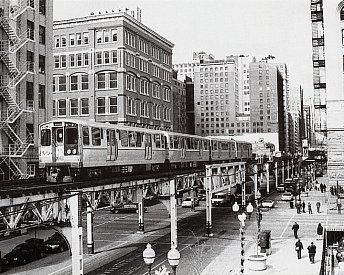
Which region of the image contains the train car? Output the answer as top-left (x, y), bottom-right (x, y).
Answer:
top-left (39, 119), bottom-right (168, 182)
top-left (162, 131), bottom-right (210, 168)
top-left (40, 119), bottom-right (253, 182)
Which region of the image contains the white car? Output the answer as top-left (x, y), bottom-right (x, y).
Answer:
top-left (276, 185), bottom-right (285, 192)
top-left (182, 197), bottom-right (199, 208)
top-left (261, 199), bottom-right (275, 208)
top-left (281, 192), bottom-right (294, 201)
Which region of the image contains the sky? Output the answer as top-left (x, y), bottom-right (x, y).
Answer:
top-left (53, 0), bottom-right (314, 98)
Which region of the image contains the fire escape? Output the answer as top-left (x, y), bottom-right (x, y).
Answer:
top-left (311, 0), bottom-right (327, 139)
top-left (0, 0), bottom-right (35, 179)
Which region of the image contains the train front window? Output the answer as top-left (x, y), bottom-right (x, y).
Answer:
top-left (65, 127), bottom-right (78, 145)
top-left (41, 129), bottom-right (51, 146)
top-left (56, 129), bottom-right (63, 143)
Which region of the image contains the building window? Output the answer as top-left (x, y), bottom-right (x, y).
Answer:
top-left (53, 100), bottom-right (56, 116)
top-left (81, 98), bottom-right (89, 115)
top-left (97, 97), bottom-right (106, 114)
top-left (27, 20), bottom-right (34, 40)
top-left (61, 55), bottom-right (66, 68)
top-left (76, 33), bottom-right (82, 45)
top-left (54, 36), bottom-right (60, 48)
top-left (39, 25), bottom-right (45, 44)
top-left (104, 51), bottom-right (110, 64)
top-left (77, 53), bottom-right (82, 66)
top-left (39, 55), bottom-right (45, 74)
top-left (69, 54), bottom-right (75, 67)
top-left (109, 72), bottom-right (117, 88)
top-left (39, 0), bottom-right (46, 15)
top-left (54, 56), bottom-right (60, 69)
top-left (97, 73), bottom-right (106, 89)
top-left (61, 35), bottom-right (66, 47)
top-left (26, 81), bottom-right (34, 101)
top-left (111, 50), bottom-right (118, 63)
top-left (109, 97), bottom-right (117, 113)
top-left (341, 7), bottom-right (344, 21)
top-left (83, 32), bottom-right (89, 44)
top-left (83, 53), bottom-right (89, 66)
top-left (104, 29), bottom-right (110, 43)
top-left (38, 85), bottom-right (45, 109)
top-left (70, 75), bottom-right (78, 91)
top-left (70, 99), bottom-right (78, 116)
top-left (81, 75), bottom-right (88, 90)
top-left (58, 76), bottom-right (66, 91)
top-left (69, 34), bottom-right (75, 46)
top-left (111, 29), bottom-right (117, 42)
top-left (96, 52), bottom-right (102, 65)
top-left (96, 30), bottom-right (102, 43)
top-left (58, 99), bottom-right (66, 116)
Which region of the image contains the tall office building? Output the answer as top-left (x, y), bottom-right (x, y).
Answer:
top-left (0, 0), bottom-right (52, 180)
top-left (53, 10), bottom-right (174, 130)
top-left (314, 1), bottom-right (344, 187)
top-left (172, 70), bottom-right (187, 133)
top-left (193, 56), bottom-right (238, 136)
top-left (310, 0), bottom-right (327, 145)
top-left (173, 51), bottom-right (214, 81)
top-left (249, 62), bottom-right (285, 151)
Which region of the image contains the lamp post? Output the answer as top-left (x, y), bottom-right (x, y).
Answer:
top-left (238, 212), bottom-right (247, 275)
top-left (255, 191), bottom-right (262, 255)
top-left (143, 243), bottom-right (155, 275)
top-left (167, 246), bottom-right (180, 275)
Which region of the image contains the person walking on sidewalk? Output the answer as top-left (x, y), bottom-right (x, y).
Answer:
top-left (317, 223), bottom-right (323, 240)
top-left (316, 201), bottom-right (321, 213)
top-left (292, 222), bottom-right (300, 239)
top-left (295, 239), bottom-right (304, 259)
top-left (308, 202), bottom-right (313, 214)
top-left (338, 202), bottom-right (342, 214)
top-left (307, 242), bottom-right (317, 263)
top-left (302, 201), bottom-right (306, 213)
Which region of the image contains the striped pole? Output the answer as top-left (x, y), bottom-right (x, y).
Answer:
top-left (239, 224), bottom-right (245, 275)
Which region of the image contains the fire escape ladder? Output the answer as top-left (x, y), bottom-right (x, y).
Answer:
top-left (0, 17), bottom-right (19, 45)
top-left (0, 122), bottom-right (21, 144)
top-left (9, 0), bottom-right (34, 20)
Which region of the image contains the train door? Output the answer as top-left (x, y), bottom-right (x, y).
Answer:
top-left (52, 126), bottom-right (64, 162)
top-left (181, 137), bottom-right (186, 159)
top-left (107, 130), bottom-right (118, 161)
top-left (144, 133), bottom-right (152, 160)
top-left (199, 140), bottom-right (203, 159)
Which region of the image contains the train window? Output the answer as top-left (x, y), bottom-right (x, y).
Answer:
top-left (41, 129), bottom-right (51, 146)
top-left (136, 132), bottom-right (142, 147)
top-left (129, 132), bottom-right (136, 147)
top-left (65, 127), bottom-right (78, 144)
top-left (118, 130), bottom-right (128, 147)
top-left (83, 127), bottom-right (89, 145)
top-left (91, 127), bottom-right (101, 146)
top-left (161, 135), bottom-right (165, 149)
top-left (174, 136), bottom-right (179, 149)
top-left (169, 136), bottom-right (174, 149)
top-left (155, 134), bottom-right (161, 148)
top-left (56, 129), bottom-right (63, 143)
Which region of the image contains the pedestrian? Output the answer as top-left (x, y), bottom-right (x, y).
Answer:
top-left (317, 223), bottom-right (323, 240)
top-left (308, 202), bottom-right (313, 214)
top-left (295, 239), bottom-right (304, 259)
top-left (315, 181), bottom-right (318, 191)
top-left (292, 222), bottom-right (300, 239)
top-left (296, 202), bottom-right (300, 214)
top-left (338, 202), bottom-right (342, 214)
top-left (320, 183), bottom-right (324, 193)
top-left (324, 184), bottom-right (326, 192)
top-left (316, 201), bottom-right (321, 213)
top-left (307, 242), bottom-right (316, 263)
top-left (302, 201), bottom-right (306, 213)
top-left (191, 198), bottom-right (195, 211)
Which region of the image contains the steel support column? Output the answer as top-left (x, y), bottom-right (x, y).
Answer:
top-left (205, 166), bottom-right (213, 237)
top-left (86, 205), bottom-right (94, 254)
top-left (70, 192), bottom-right (83, 275)
top-left (170, 179), bottom-right (177, 248)
top-left (137, 188), bottom-right (145, 233)
top-left (265, 163), bottom-right (270, 194)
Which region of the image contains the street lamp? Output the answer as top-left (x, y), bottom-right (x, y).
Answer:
top-left (143, 243), bottom-right (155, 275)
top-left (238, 212), bottom-right (247, 275)
top-left (246, 202), bottom-right (253, 221)
top-left (167, 246), bottom-right (180, 275)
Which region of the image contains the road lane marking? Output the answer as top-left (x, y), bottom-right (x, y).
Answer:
top-left (280, 213), bottom-right (295, 238)
top-left (94, 214), bottom-right (132, 227)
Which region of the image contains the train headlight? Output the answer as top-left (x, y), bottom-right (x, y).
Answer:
top-left (72, 149), bottom-right (77, 154)
top-left (67, 149), bottom-right (71, 155)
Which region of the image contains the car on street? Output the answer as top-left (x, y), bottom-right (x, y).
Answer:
top-left (182, 197), bottom-right (199, 208)
top-left (261, 199), bottom-right (275, 208)
top-left (110, 203), bottom-right (147, 214)
top-left (211, 192), bottom-right (234, 206)
top-left (4, 238), bottom-right (45, 266)
top-left (276, 185), bottom-right (285, 192)
top-left (281, 192), bottom-right (294, 201)
top-left (44, 233), bottom-right (69, 253)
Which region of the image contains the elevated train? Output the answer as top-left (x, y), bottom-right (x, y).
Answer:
top-left (39, 119), bottom-right (252, 182)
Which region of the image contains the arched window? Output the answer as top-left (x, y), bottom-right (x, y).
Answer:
top-left (341, 6), bottom-right (344, 20)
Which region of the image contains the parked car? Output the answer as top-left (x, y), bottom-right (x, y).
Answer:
top-left (144, 195), bottom-right (160, 206)
top-left (110, 203), bottom-right (147, 214)
top-left (276, 185), bottom-right (285, 192)
top-left (4, 238), bottom-right (45, 266)
top-left (261, 199), bottom-right (275, 208)
top-left (182, 197), bottom-right (199, 208)
top-left (211, 192), bottom-right (234, 206)
top-left (44, 233), bottom-right (69, 253)
top-left (281, 192), bottom-right (294, 201)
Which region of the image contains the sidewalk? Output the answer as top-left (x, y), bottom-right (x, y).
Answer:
top-left (201, 177), bottom-right (329, 275)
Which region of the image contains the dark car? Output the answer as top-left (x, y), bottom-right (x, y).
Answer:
top-left (44, 233), bottom-right (69, 253)
top-left (4, 238), bottom-right (45, 266)
top-left (110, 203), bottom-right (147, 214)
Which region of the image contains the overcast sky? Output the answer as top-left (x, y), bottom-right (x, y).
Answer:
top-left (54, 0), bottom-right (314, 98)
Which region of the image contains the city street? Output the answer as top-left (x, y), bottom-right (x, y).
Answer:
top-left (0, 186), bottom-right (335, 275)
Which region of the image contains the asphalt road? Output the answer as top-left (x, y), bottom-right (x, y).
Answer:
top-left (0, 190), bottom-right (337, 275)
